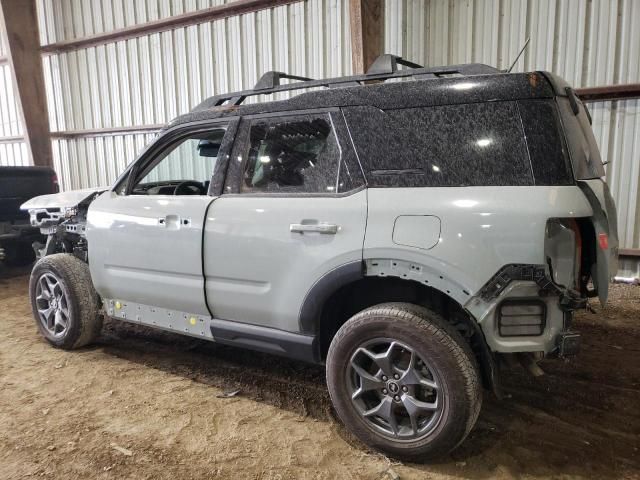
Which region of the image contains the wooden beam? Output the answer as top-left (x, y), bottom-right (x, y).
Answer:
top-left (40, 0), bottom-right (300, 55)
top-left (576, 83), bottom-right (640, 102)
top-left (0, 0), bottom-right (52, 167)
top-left (349, 0), bottom-right (383, 74)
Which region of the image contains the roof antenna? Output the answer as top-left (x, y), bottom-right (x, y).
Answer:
top-left (507, 37), bottom-right (530, 73)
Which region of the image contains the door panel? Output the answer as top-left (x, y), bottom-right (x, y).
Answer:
top-left (203, 190), bottom-right (367, 331)
top-left (203, 110), bottom-right (367, 332)
top-left (87, 120), bottom-right (237, 315)
top-left (88, 192), bottom-right (213, 314)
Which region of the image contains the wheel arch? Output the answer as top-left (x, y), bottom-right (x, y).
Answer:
top-left (298, 259), bottom-right (498, 393)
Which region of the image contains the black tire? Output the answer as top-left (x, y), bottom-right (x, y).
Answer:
top-left (326, 302), bottom-right (481, 461)
top-left (29, 253), bottom-right (102, 349)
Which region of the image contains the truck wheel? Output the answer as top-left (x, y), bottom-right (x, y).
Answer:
top-left (29, 253), bottom-right (102, 349)
top-left (326, 302), bottom-right (481, 461)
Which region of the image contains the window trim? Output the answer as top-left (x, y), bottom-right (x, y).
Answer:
top-left (223, 108), bottom-right (363, 197)
top-left (113, 118), bottom-right (239, 196)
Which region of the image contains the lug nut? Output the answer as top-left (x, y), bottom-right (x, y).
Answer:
top-left (381, 375), bottom-right (388, 381)
top-left (394, 395), bottom-right (400, 401)
top-left (402, 386), bottom-right (408, 392)
top-left (393, 374), bottom-right (400, 380)
top-left (382, 389), bottom-right (388, 394)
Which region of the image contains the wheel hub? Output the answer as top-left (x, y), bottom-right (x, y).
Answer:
top-left (34, 272), bottom-right (70, 338)
top-left (347, 338), bottom-right (443, 441)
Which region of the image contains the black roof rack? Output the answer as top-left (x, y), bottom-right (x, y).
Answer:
top-left (199, 54), bottom-right (501, 109)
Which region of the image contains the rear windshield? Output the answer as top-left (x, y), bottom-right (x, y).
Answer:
top-left (556, 96), bottom-right (606, 179)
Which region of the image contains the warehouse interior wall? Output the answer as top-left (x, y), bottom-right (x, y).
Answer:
top-left (0, 23), bottom-right (28, 166)
top-left (0, 0), bottom-right (638, 270)
top-left (37, 0), bottom-right (352, 191)
top-left (384, 0), bottom-right (640, 267)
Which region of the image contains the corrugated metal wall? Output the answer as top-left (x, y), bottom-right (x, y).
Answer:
top-left (0, 23), bottom-right (29, 166)
top-left (18, 0), bottom-right (640, 258)
top-left (384, 0), bottom-right (640, 254)
top-left (37, 0), bottom-right (352, 190)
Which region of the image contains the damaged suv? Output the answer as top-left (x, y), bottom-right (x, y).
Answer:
top-left (22, 55), bottom-right (618, 460)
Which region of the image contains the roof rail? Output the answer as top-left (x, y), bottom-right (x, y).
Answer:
top-left (366, 54), bottom-right (424, 75)
top-left (196, 54), bottom-right (502, 110)
top-left (254, 71), bottom-right (314, 90)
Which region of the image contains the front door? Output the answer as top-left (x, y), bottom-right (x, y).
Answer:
top-left (203, 110), bottom-right (367, 332)
top-left (87, 120), bottom-right (236, 316)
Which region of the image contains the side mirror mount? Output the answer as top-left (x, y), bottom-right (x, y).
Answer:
top-left (198, 140), bottom-right (221, 157)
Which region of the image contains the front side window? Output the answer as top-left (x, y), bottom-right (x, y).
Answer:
top-left (241, 114), bottom-right (340, 193)
top-left (131, 127), bottom-right (227, 195)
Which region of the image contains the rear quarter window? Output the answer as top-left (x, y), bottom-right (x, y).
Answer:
top-left (517, 100), bottom-right (574, 185)
top-left (343, 102), bottom-right (533, 187)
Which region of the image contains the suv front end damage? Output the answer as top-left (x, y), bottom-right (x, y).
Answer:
top-left (21, 188), bottom-right (106, 261)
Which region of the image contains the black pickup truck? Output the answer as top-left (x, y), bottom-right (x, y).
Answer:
top-left (0, 166), bottom-right (58, 266)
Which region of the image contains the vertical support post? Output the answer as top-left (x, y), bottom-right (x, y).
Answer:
top-left (0, 0), bottom-right (52, 167)
top-left (349, 0), bottom-right (384, 74)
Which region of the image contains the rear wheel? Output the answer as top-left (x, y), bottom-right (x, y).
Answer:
top-left (326, 302), bottom-right (481, 461)
top-left (29, 253), bottom-right (102, 349)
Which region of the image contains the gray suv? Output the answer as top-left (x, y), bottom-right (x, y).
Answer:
top-left (22, 55), bottom-right (618, 460)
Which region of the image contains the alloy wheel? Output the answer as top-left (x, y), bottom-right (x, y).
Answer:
top-left (34, 272), bottom-right (71, 338)
top-left (347, 338), bottom-right (443, 441)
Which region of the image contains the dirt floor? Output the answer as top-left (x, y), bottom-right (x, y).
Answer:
top-left (0, 270), bottom-right (638, 480)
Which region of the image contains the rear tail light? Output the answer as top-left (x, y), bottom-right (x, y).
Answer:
top-left (545, 218), bottom-right (582, 290)
top-left (52, 173), bottom-right (59, 193)
top-left (497, 300), bottom-right (546, 337)
top-left (598, 233), bottom-right (609, 250)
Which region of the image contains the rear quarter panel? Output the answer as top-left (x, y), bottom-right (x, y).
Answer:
top-left (364, 186), bottom-right (594, 305)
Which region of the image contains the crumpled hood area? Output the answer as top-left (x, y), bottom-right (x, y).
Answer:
top-left (21, 187), bottom-right (108, 211)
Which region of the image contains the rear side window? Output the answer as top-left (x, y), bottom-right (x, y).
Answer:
top-left (556, 96), bottom-right (606, 179)
top-left (241, 114), bottom-right (340, 194)
top-left (517, 100), bottom-right (574, 185)
top-left (343, 102), bottom-right (533, 187)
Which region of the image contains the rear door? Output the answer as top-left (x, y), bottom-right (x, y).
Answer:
top-left (557, 93), bottom-right (619, 303)
top-left (202, 110), bottom-right (367, 332)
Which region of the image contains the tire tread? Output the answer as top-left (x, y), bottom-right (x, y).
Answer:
top-left (326, 302), bottom-right (482, 460)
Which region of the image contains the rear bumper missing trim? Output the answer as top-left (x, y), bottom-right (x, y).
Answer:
top-left (468, 264), bottom-right (590, 356)
top-left (479, 263), bottom-right (587, 312)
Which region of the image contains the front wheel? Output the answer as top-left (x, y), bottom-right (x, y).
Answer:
top-left (326, 302), bottom-right (481, 461)
top-left (29, 253), bottom-right (102, 349)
